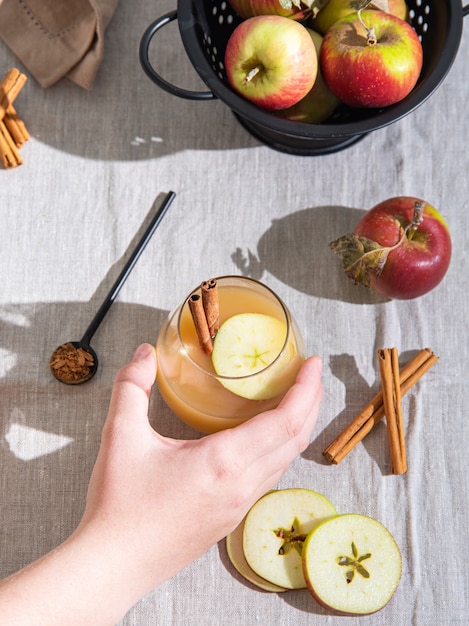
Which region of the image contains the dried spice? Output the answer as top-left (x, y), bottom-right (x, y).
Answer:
top-left (0, 68), bottom-right (30, 169)
top-left (49, 342), bottom-right (96, 384)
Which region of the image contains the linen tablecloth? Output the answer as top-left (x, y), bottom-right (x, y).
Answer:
top-left (1, 1), bottom-right (468, 624)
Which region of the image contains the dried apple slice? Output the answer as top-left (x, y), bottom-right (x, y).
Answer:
top-left (242, 489), bottom-right (338, 590)
top-left (211, 313), bottom-right (292, 400)
top-left (302, 513), bottom-right (402, 615)
top-left (226, 516), bottom-right (288, 593)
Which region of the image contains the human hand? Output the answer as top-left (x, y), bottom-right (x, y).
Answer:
top-left (81, 343), bottom-right (322, 597)
top-left (0, 343), bottom-right (322, 626)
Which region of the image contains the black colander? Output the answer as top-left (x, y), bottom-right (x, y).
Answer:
top-left (140, 0), bottom-right (468, 155)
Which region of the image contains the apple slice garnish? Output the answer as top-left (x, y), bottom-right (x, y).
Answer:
top-left (226, 515), bottom-right (288, 593)
top-left (302, 513), bottom-right (402, 615)
top-left (211, 313), bottom-right (292, 400)
top-left (242, 489), bottom-right (338, 589)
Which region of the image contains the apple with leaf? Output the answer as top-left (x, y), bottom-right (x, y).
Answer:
top-left (329, 196), bottom-right (452, 299)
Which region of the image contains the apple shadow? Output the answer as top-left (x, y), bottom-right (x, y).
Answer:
top-left (231, 204), bottom-right (389, 304)
top-left (216, 537), bottom-right (330, 616)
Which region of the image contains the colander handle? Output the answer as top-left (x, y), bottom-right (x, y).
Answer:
top-left (139, 11), bottom-right (216, 101)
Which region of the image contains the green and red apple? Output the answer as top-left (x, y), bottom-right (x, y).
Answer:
top-left (329, 196), bottom-right (452, 299)
top-left (320, 10), bottom-right (423, 108)
top-left (313, 0), bottom-right (408, 35)
top-left (275, 29), bottom-right (340, 123)
top-left (224, 15), bottom-right (318, 110)
top-left (302, 514), bottom-right (402, 615)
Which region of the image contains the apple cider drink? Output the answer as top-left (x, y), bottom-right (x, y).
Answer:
top-left (156, 276), bottom-right (304, 433)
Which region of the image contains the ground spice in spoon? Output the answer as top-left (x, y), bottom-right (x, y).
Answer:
top-left (49, 342), bottom-right (95, 384)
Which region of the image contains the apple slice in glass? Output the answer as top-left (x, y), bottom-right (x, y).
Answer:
top-left (302, 513), bottom-right (402, 615)
top-left (211, 313), bottom-right (294, 400)
top-left (242, 488), bottom-right (338, 589)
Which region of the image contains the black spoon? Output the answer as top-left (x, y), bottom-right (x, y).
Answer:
top-left (49, 190), bottom-right (176, 384)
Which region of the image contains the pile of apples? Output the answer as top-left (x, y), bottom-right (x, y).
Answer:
top-left (226, 488), bottom-right (402, 615)
top-left (224, 0), bottom-right (424, 122)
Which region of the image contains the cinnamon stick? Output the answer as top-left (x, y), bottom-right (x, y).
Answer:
top-left (4, 107), bottom-right (29, 147)
top-left (323, 348), bottom-right (438, 464)
top-left (378, 348), bottom-right (407, 474)
top-left (0, 68), bottom-right (29, 167)
top-left (201, 278), bottom-right (219, 338)
top-left (188, 294), bottom-right (213, 355)
top-left (0, 69), bottom-right (27, 120)
top-left (0, 119), bottom-right (22, 168)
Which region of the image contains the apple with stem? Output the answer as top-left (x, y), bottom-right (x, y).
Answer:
top-left (329, 196), bottom-right (452, 299)
top-left (242, 489), bottom-right (338, 589)
top-left (228, 0), bottom-right (327, 21)
top-left (319, 10), bottom-right (423, 108)
top-left (302, 513), bottom-right (402, 615)
top-left (275, 29), bottom-right (340, 123)
top-left (224, 15), bottom-right (318, 110)
top-left (313, 0), bottom-right (408, 35)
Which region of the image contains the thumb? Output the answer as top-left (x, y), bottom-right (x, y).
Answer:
top-left (105, 343), bottom-right (157, 433)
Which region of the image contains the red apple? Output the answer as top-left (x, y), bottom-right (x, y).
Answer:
top-left (228, 0), bottom-right (326, 21)
top-left (224, 16), bottom-right (318, 110)
top-left (275, 29), bottom-right (340, 123)
top-left (329, 197), bottom-right (452, 300)
top-left (319, 10), bottom-right (423, 108)
top-left (313, 0), bottom-right (408, 35)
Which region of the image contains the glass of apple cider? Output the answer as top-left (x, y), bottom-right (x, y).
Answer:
top-left (155, 275), bottom-right (305, 434)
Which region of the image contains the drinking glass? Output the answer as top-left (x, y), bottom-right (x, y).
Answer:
top-left (156, 275), bottom-right (305, 434)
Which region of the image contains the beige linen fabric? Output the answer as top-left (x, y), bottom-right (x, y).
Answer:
top-left (0, 0), bottom-right (119, 88)
top-left (1, 0), bottom-right (469, 624)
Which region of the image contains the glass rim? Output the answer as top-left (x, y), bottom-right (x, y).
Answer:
top-left (175, 275), bottom-right (292, 382)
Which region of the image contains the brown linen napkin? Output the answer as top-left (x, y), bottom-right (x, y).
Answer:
top-left (0, 0), bottom-right (119, 89)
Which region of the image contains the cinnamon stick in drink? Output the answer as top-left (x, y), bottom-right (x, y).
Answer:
top-left (188, 293), bottom-right (213, 355)
top-left (201, 278), bottom-right (219, 338)
top-left (378, 348), bottom-right (407, 474)
top-left (323, 348), bottom-right (438, 464)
